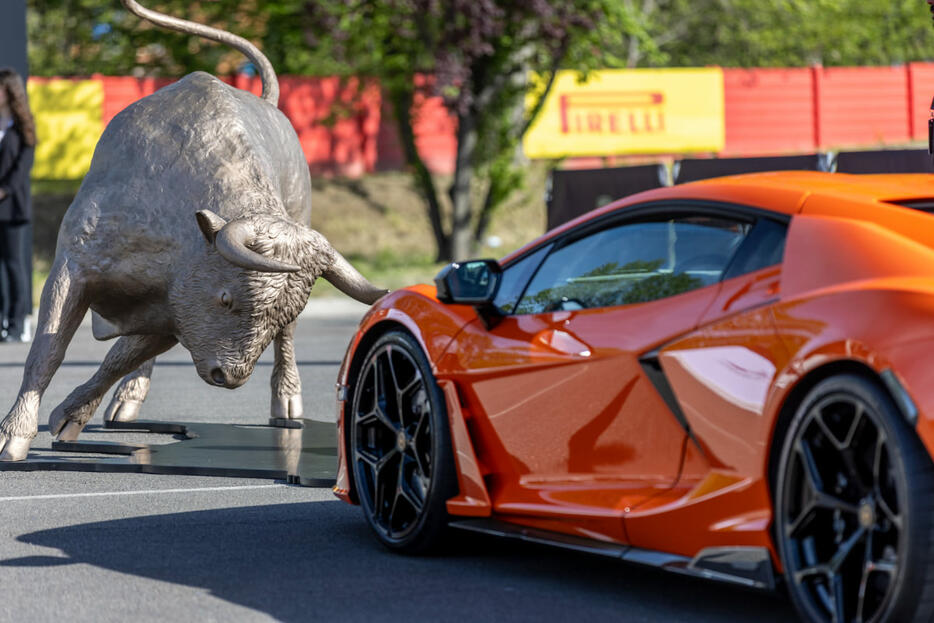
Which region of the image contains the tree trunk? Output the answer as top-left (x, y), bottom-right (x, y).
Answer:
top-left (473, 182), bottom-right (497, 247)
top-left (474, 59), bottom-right (565, 247)
top-left (388, 89), bottom-right (450, 261)
top-left (448, 112), bottom-right (477, 261)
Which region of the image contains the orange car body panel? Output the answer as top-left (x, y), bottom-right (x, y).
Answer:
top-left (335, 171), bottom-right (934, 569)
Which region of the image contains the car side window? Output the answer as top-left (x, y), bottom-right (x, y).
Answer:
top-left (494, 244), bottom-right (551, 314)
top-left (722, 218), bottom-right (788, 280)
top-left (514, 216), bottom-right (750, 315)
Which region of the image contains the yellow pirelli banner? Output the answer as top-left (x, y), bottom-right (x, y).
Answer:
top-left (523, 68), bottom-right (725, 158)
top-left (28, 79), bottom-right (104, 180)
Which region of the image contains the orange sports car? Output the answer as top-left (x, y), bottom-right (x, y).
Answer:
top-left (334, 171), bottom-right (934, 623)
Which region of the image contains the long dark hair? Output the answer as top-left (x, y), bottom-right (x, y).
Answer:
top-left (0, 68), bottom-right (36, 147)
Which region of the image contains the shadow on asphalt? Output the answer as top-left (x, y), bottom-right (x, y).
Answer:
top-left (7, 501), bottom-right (797, 622)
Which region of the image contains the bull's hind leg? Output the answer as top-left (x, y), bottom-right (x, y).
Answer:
top-left (0, 259), bottom-right (88, 461)
top-left (102, 357), bottom-right (156, 423)
top-left (49, 336), bottom-right (176, 441)
top-left (271, 320), bottom-right (303, 419)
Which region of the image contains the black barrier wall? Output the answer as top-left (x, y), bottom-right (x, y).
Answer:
top-left (674, 154), bottom-right (823, 184)
top-left (834, 149), bottom-right (934, 174)
top-left (547, 164), bottom-right (665, 230)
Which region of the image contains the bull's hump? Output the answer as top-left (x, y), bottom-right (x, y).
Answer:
top-left (90, 73), bottom-right (278, 199)
top-left (117, 72), bottom-right (245, 144)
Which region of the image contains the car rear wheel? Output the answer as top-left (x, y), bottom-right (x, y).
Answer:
top-left (776, 374), bottom-right (934, 623)
top-left (349, 331), bottom-right (456, 553)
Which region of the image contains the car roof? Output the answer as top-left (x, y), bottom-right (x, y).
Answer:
top-left (503, 171), bottom-right (934, 264)
top-left (611, 171), bottom-right (934, 219)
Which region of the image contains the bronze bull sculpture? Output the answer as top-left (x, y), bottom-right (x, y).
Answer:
top-left (0, 0), bottom-right (387, 461)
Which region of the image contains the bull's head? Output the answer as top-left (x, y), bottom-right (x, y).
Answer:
top-left (169, 210), bottom-right (340, 389)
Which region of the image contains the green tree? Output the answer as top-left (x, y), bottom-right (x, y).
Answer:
top-left (291, 1), bottom-right (652, 262)
top-left (27, 0), bottom-right (264, 77)
top-left (626, 0), bottom-right (934, 68)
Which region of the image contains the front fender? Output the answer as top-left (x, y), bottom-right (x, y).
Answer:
top-left (333, 284), bottom-right (479, 503)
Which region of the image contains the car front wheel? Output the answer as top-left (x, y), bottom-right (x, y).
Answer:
top-left (349, 330), bottom-right (456, 553)
top-left (776, 374), bottom-right (934, 623)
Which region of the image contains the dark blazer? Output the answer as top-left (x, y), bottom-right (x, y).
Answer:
top-left (0, 125), bottom-right (34, 224)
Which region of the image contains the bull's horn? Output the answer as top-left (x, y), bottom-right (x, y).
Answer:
top-left (322, 247), bottom-right (390, 304)
top-left (196, 210), bottom-right (226, 244)
top-left (215, 219), bottom-right (301, 273)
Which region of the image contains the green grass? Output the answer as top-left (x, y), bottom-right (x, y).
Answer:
top-left (32, 266), bottom-right (49, 307)
top-left (31, 179), bottom-right (82, 195)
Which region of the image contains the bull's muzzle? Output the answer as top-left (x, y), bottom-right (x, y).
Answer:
top-left (208, 365), bottom-right (248, 389)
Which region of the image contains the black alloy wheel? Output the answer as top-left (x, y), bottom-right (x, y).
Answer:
top-left (776, 374), bottom-right (934, 623)
top-left (350, 331), bottom-right (455, 553)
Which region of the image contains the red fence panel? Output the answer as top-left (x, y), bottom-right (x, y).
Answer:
top-left (98, 75), bottom-right (175, 126)
top-left (722, 68), bottom-right (816, 156)
top-left (95, 73), bottom-right (454, 176)
top-left (816, 65), bottom-right (911, 148)
top-left (277, 76), bottom-right (381, 177)
top-left (909, 63), bottom-right (934, 142)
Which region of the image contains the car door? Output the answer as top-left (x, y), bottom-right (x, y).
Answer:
top-left (655, 216), bottom-right (792, 476)
top-left (442, 204), bottom-right (760, 543)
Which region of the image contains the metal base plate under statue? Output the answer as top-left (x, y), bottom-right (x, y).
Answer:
top-left (0, 418), bottom-right (336, 487)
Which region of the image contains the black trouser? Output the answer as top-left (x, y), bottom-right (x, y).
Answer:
top-left (0, 222), bottom-right (28, 335)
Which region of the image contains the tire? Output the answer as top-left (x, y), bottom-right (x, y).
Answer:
top-left (349, 330), bottom-right (456, 553)
top-left (775, 374), bottom-right (934, 623)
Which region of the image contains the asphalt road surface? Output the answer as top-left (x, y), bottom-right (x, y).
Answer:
top-left (0, 299), bottom-right (798, 623)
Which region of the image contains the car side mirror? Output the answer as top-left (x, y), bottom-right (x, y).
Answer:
top-left (435, 259), bottom-right (503, 328)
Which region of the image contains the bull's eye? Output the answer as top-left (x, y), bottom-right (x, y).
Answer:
top-left (220, 290), bottom-right (232, 309)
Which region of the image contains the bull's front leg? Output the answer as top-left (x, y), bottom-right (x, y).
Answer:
top-left (49, 335), bottom-right (177, 441)
top-left (270, 320), bottom-right (303, 420)
top-left (0, 259), bottom-right (88, 461)
top-left (102, 357), bottom-right (156, 423)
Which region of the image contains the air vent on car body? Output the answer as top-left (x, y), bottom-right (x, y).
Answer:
top-left (890, 199), bottom-right (934, 213)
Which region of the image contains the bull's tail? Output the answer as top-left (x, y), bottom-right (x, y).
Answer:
top-left (322, 251), bottom-right (390, 305)
top-left (120, 0), bottom-right (279, 106)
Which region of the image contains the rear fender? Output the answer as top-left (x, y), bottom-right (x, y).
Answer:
top-left (765, 287), bottom-right (934, 491)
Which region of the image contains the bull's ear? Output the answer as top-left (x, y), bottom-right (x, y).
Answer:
top-left (196, 210), bottom-right (227, 245)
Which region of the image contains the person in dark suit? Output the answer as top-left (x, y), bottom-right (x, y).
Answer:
top-left (0, 68), bottom-right (36, 343)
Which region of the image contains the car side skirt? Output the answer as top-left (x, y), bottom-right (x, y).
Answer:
top-left (449, 518), bottom-right (776, 591)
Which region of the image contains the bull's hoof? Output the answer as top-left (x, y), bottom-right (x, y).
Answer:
top-left (56, 420), bottom-right (86, 442)
top-left (48, 405), bottom-right (90, 439)
top-left (271, 394), bottom-right (303, 420)
top-left (48, 405), bottom-right (68, 436)
top-left (103, 398), bottom-right (142, 423)
top-left (0, 435), bottom-right (31, 461)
